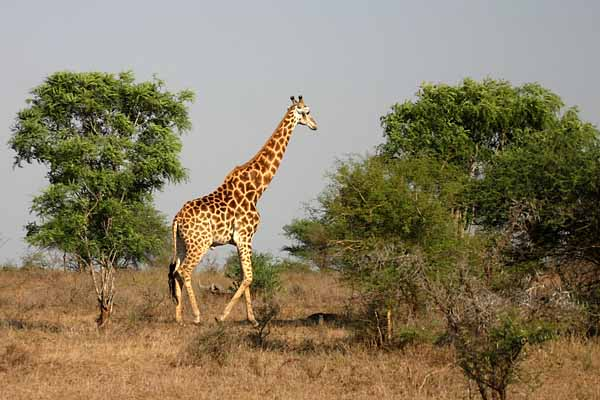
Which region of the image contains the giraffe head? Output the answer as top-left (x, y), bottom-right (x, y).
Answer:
top-left (290, 95), bottom-right (317, 130)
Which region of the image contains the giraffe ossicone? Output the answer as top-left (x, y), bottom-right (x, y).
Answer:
top-left (168, 96), bottom-right (317, 325)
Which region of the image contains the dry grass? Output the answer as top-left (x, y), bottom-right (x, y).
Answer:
top-left (1, 267), bottom-right (599, 400)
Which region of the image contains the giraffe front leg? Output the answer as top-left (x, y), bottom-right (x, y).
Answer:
top-left (218, 242), bottom-right (257, 326)
top-left (244, 287), bottom-right (258, 327)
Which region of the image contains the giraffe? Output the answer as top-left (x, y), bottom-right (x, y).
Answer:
top-left (168, 95), bottom-right (317, 326)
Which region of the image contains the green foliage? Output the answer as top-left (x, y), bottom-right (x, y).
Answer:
top-left (282, 218), bottom-right (333, 270)
top-left (380, 78), bottom-right (563, 173)
top-left (378, 77), bottom-right (600, 337)
top-left (9, 71), bottom-right (193, 268)
top-left (452, 314), bottom-right (552, 400)
top-left (318, 156), bottom-right (464, 245)
top-left (471, 109), bottom-right (600, 264)
top-left (224, 251), bottom-right (281, 299)
top-left (294, 155), bottom-right (477, 345)
top-left (380, 78), bottom-right (600, 267)
top-left (339, 238), bottom-right (424, 311)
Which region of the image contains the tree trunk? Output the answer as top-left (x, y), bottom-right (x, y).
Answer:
top-left (89, 261), bottom-right (116, 328)
top-left (386, 308), bottom-right (393, 341)
top-left (477, 383), bottom-right (490, 400)
top-left (96, 302), bottom-right (112, 328)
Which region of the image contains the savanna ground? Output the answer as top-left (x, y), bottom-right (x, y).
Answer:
top-left (1, 266), bottom-right (599, 400)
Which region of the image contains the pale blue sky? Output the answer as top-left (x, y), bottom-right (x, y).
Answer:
top-left (1, 0), bottom-right (598, 265)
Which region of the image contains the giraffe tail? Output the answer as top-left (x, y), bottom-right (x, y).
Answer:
top-left (168, 220), bottom-right (180, 304)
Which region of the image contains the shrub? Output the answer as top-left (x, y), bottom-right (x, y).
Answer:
top-left (247, 302), bottom-right (281, 350)
top-left (0, 343), bottom-right (32, 372)
top-left (428, 269), bottom-right (553, 400)
top-left (224, 251), bottom-right (281, 300)
top-left (339, 239), bottom-right (428, 348)
top-left (179, 325), bottom-right (243, 367)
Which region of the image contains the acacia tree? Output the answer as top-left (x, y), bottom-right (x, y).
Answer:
top-left (380, 78), bottom-right (600, 261)
top-left (9, 71), bottom-right (193, 326)
top-left (379, 78), bottom-right (563, 175)
top-left (470, 109), bottom-right (600, 263)
top-left (283, 155), bottom-right (468, 344)
top-left (282, 218), bottom-right (334, 270)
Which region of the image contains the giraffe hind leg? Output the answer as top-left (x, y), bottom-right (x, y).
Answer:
top-left (168, 258), bottom-right (181, 304)
top-left (176, 243), bottom-right (210, 324)
top-left (174, 273), bottom-right (185, 323)
top-left (167, 257), bottom-right (185, 323)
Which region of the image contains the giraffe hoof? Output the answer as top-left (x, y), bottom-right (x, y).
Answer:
top-left (250, 320), bottom-right (259, 328)
top-left (214, 316), bottom-right (224, 324)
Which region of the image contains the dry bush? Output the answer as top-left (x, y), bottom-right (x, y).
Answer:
top-left (277, 270), bottom-right (349, 320)
top-left (427, 268), bottom-right (554, 400)
top-left (519, 271), bottom-right (588, 335)
top-left (248, 301), bottom-right (281, 349)
top-left (338, 240), bottom-right (426, 349)
top-left (177, 324), bottom-right (246, 367)
top-left (555, 260), bottom-right (600, 335)
top-left (126, 286), bottom-right (167, 323)
top-left (0, 343), bottom-right (33, 372)
top-left (121, 270), bottom-right (169, 324)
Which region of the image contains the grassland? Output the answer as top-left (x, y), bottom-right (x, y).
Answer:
top-left (1, 267), bottom-right (599, 400)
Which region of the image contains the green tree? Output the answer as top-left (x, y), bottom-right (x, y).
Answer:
top-left (377, 77), bottom-right (600, 335)
top-left (380, 78), bottom-right (563, 174)
top-left (285, 78), bottom-right (600, 345)
top-left (470, 109), bottom-right (600, 333)
top-left (289, 155), bottom-right (468, 344)
top-left (282, 218), bottom-right (333, 270)
top-left (318, 156), bottom-right (463, 247)
top-left (471, 109), bottom-right (600, 264)
top-left (380, 78), bottom-right (600, 267)
top-left (9, 71), bottom-right (194, 325)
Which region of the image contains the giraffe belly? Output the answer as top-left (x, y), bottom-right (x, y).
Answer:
top-left (211, 235), bottom-right (233, 247)
top-left (210, 220), bottom-right (235, 246)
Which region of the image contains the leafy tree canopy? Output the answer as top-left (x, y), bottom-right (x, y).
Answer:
top-left (282, 218), bottom-right (334, 270)
top-left (379, 78), bottom-right (563, 174)
top-left (379, 78), bottom-right (600, 265)
top-left (318, 156), bottom-right (463, 247)
top-left (471, 108), bottom-right (600, 264)
top-left (285, 156), bottom-right (469, 272)
top-left (9, 71), bottom-right (194, 268)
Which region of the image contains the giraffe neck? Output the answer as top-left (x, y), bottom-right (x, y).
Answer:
top-left (251, 108), bottom-right (299, 185)
top-left (222, 108), bottom-right (299, 202)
